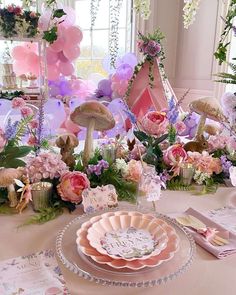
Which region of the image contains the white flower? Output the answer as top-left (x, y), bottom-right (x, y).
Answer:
top-left (229, 166), bottom-right (236, 186)
top-left (134, 0), bottom-right (151, 20)
top-left (183, 0), bottom-right (201, 29)
top-left (115, 158), bottom-right (128, 176)
top-left (193, 170), bottom-right (211, 185)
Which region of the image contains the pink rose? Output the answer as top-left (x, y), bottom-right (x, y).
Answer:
top-left (27, 135), bottom-right (37, 146)
top-left (7, 5), bottom-right (14, 13)
top-left (125, 160), bottom-right (143, 182)
top-left (144, 40), bottom-right (161, 57)
top-left (57, 171), bottom-right (90, 204)
top-left (12, 97), bottom-right (26, 109)
top-left (164, 144), bottom-right (187, 166)
top-left (30, 11), bottom-right (37, 18)
top-left (14, 6), bottom-right (22, 15)
top-left (141, 111), bottom-right (169, 136)
top-left (29, 119), bottom-right (38, 129)
top-left (21, 106), bottom-right (34, 117)
top-left (0, 134), bottom-right (6, 152)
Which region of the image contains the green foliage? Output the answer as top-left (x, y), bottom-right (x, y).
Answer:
top-left (0, 91), bottom-right (25, 101)
top-left (43, 26), bottom-right (58, 44)
top-left (168, 125), bottom-right (176, 146)
top-left (0, 145), bottom-right (32, 168)
top-left (0, 204), bottom-right (17, 214)
top-left (166, 178), bottom-right (193, 191)
top-left (214, 0), bottom-right (236, 65)
top-left (53, 9), bottom-right (66, 18)
top-left (134, 130), bottom-right (168, 173)
top-left (215, 62), bottom-right (236, 85)
top-left (19, 207), bottom-right (63, 227)
top-left (89, 165), bottom-right (137, 203)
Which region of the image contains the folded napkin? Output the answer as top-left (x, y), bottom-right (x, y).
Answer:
top-left (180, 208), bottom-right (236, 259)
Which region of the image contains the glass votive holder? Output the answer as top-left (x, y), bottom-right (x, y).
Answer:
top-left (31, 182), bottom-right (53, 212)
top-left (101, 144), bottom-right (116, 163)
top-left (180, 164), bottom-right (195, 186)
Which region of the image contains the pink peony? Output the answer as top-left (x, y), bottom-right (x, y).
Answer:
top-left (57, 171), bottom-right (90, 204)
top-left (29, 119), bottom-right (38, 129)
top-left (12, 97), bottom-right (26, 109)
top-left (141, 111), bottom-right (169, 136)
top-left (164, 144), bottom-right (188, 166)
top-left (20, 106), bottom-right (34, 118)
top-left (175, 121), bottom-right (186, 135)
top-left (125, 160), bottom-right (143, 182)
top-left (7, 5), bottom-right (14, 13)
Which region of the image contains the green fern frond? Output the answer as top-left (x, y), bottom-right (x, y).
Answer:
top-left (12, 116), bottom-right (33, 146)
top-left (166, 179), bottom-right (192, 191)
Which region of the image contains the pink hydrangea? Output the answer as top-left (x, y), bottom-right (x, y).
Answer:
top-left (21, 106), bottom-right (34, 118)
top-left (124, 160), bottom-right (143, 182)
top-left (186, 151), bottom-right (222, 175)
top-left (12, 97), bottom-right (26, 109)
top-left (141, 111), bottom-right (169, 136)
top-left (208, 135), bottom-right (229, 152)
top-left (26, 153), bottom-right (69, 183)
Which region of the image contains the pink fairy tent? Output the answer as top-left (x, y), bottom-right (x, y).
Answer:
top-left (126, 58), bottom-right (178, 121)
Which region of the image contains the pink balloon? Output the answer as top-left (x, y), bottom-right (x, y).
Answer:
top-left (58, 51), bottom-right (69, 62)
top-left (50, 37), bottom-right (65, 52)
top-left (59, 7), bottom-right (76, 27)
top-left (65, 117), bottom-right (81, 134)
top-left (65, 26), bottom-right (83, 44)
top-left (29, 59), bottom-right (40, 76)
top-left (13, 60), bottom-right (30, 75)
top-left (11, 46), bottom-right (28, 60)
top-left (24, 42), bottom-right (38, 53)
top-left (26, 52), bottom-right (39, 66)
top-left (63, 45), bottom-right (80, 61)
top-left (58, 61), bottom-right (74, 76)
top-left (48, 65), bottom-right (60, 80)
top-left (46, 48), bottom-right (59, 65)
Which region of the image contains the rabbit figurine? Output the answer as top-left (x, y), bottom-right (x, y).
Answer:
top-left (183, 135), bottom-right (208, 153)
top-left (56, 134), bottom-right (78, 170)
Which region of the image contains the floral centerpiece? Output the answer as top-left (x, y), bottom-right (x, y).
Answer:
top-left (0, 4), bottom-right (40, 38)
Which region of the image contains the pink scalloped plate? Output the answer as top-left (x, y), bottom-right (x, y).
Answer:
top-left (76, 211), bottom-right (179, 270)
top-left (87, 214), bottom-right (168, 261)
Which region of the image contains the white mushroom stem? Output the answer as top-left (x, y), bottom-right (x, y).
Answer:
top-left (8, 183), bottom-right (18, 208)
top-left (83, 118), bottom-right (95, 166)
top-left (196, 114), bottom-right (207, 138)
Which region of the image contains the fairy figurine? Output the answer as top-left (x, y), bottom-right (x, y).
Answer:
top-left (15, 176), bottom-right (32, 213)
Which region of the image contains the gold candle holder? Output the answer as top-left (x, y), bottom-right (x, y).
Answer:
top-left (31, 182), bottom-right (53, 212)
top-left (180, 163), bottom-right (195, 186)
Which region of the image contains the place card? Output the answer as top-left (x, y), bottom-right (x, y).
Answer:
top-left (82, 184), bottom-right (118, 214)
top-left (0, 249), bottom-right (69, 295)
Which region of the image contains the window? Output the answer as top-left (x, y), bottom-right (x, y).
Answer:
top-left (75, 0), bottom-right (133, 79)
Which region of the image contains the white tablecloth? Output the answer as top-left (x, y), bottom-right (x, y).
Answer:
top-left (0, 187), bottom-right (236, 295)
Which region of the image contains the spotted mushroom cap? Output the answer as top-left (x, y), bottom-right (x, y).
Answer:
top-left (70, 101), bottom-right (115, 131)
top-left (189, 97), bottom-right (226, 122)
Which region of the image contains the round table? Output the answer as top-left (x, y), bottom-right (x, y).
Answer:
top-left (0, 187), bottom-right (235, 295)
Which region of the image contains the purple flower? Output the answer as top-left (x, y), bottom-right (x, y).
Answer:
top-left (220, 155), bottom-right (232, 177)
top-left (144, 40), bottom-right (161, 57)
top-left (159, 170), bottom-right (171, 185)
top-left (167, 96), bottom-right (179, 124)
top-left (87, 160), bottom-right (109, 176)
top-left (4, 119), bottom-right (19, 140)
